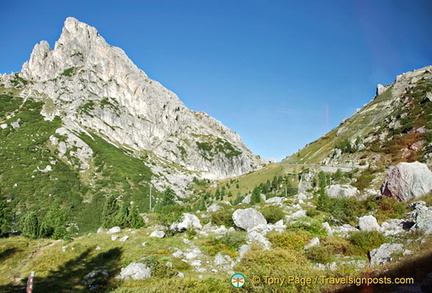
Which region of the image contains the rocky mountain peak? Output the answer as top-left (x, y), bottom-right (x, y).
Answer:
top-left (13, 17), bottom-right (265, 182)
top-left (21, 17), bottom-right (147, 84)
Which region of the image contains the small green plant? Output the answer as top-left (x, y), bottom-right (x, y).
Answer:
top-left (60, 67), bottom-right (76, 77)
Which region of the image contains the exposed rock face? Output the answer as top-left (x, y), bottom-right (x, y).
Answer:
top-left (17, 17), bottom-right (264, 180)
top-left (381, 162), bottom-right (432, 201)
top-left (232, 208), bottom-right (267, 231)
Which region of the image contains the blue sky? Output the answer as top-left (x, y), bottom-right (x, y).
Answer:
top-left (1, 0), bottom-right (431, 161)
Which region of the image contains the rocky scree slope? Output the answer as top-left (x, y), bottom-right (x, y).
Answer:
top-left (2, 17), bottom-right (264, 182)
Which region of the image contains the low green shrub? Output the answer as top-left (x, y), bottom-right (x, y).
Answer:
top-left (267, 230), bottom-right (312, 250)
top-left (306, 245), bottom-right (335, 263)
top-left (348, 231), bottom-right (386, 255)
top-left (208, 209), bottom-right (234, 227)
top-left (260, 205), bottom-right (285, 224)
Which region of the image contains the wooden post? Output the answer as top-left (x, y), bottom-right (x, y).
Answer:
top-left (26, 271), bottom-right (35, 293)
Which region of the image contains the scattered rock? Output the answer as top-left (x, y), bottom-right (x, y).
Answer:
top-left (247, 231), bottom-right (271, 250)
top-left (326, 184), bottom-right (359, 198)
top-left (116, 263), bottom-right (152, 280)
top-left (177, 272), bottom-right (185, 278)
top-left (150, 230), bottom-right (165, 238)
top-left (380, 219), bottom-right (405, 236)
top-left (284, 209), bottom-right (307, 222)
top-left (96, 227), bottom-right (104, 233)
top-left (322, 222), bottom-right (333, 236)
top-left (111, 235), bottom-right (119, 241)
top-left (119, 236), bottom-right (128, 242)
top-left (358, 215), bottom-right (380, 232)
top-left (237, 244), bottom-right (251, 261)
top-left (381, 161), bottom-right (432, 201)
top-left (409, 201), bottom-right (432, 234)
top-left (370, 243), bottom-right (404, 266)
top-left (304, 237), bottom-right (320, 250)
top-left (81, 269), bottom-right (109, 291)
top-left (206, 204), bottom-right (222, 212)
top-left (107, 226), bottom-right (121, 234)
top-left (171, 213), bottom-right (202, 232)
top-left (232, 208), bottom-right (267, 231)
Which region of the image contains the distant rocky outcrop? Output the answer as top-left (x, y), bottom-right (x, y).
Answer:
top-left (381, 162), bottom-right (432, 201)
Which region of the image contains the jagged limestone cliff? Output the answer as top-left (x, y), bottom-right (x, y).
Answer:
top-left (2, 17), bottom-right (264, 184)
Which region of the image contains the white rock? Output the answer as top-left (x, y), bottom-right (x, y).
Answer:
top-left (232, 208), bottom-right (267, 231)
top-left (380, 219), bottom-right (405, 236)
top-left (150, 230), bottom-right (165, 238)
top-left (10, 121), bottom-right (20, 129)
top-left (322, 222), bottom-right (333, 236)
top-left (285, 209), bottom-right (306, 222)
top-left (119, 236), bottom-right (129, 242)
top-left (0, 124), bottom-right (7, 129)
top-left (265, 197), bottom-right (284, 204)
top-left (409, 201), bottom-right (432, 234)
top-left (116, 263), bottom-right (151, 280)
top-left (177, 272), bottom-right (185, 278)
top-left (107, 226), bottom-right (121, 234)
top-left (381, 161), bottom-right (432, 201)
top-left (247, 231), bottom-right (271, 250)
top-left (370, 243), bottom-right (404, 266)
top-left (237, 244), bottom-right (251, 261)
top-left (358, 215), bottom-right (380, 232)
top-left (171, 213), bottom-right (202, 232)
top-left (96, 227), bottom-right (104, 233)
top-left (206, 204), bottom-right (222, 212)
top-left (304, 237), bottom-right (320, 250)
top-left (325, 184), bottom-right (359, 198)
top-left (111, 235), bottom-right (119, 241)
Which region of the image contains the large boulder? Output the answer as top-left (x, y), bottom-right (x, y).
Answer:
top-left (381, 162), bottom-right (432, 201)
top-left (325, 184), bottom-right (359, 198)
top-left (232, 208), bottom-right (267, 231)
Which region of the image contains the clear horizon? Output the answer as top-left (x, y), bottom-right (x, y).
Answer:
top-left (1, 0), bottom-right (431, 161)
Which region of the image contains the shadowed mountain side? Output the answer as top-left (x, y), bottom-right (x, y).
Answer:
top-left (0, 247), bottom-right (123, 293)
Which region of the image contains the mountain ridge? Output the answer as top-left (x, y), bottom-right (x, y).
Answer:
top-left (2, 17), bottom-right (264, 185)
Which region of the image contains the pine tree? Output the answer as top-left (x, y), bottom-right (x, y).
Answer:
top-left (251, 186), bottom-right (261, 205)
top-left (113, 201), bottom-right (130, 228)
top-left (0, 199), bottom-right (10, 236)
top-left (127, 205), bottom-right (144, 229)
top-left (102, 195), bottom-right (120, 228)
top-left (22, 212), bottom-right (40, 239)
